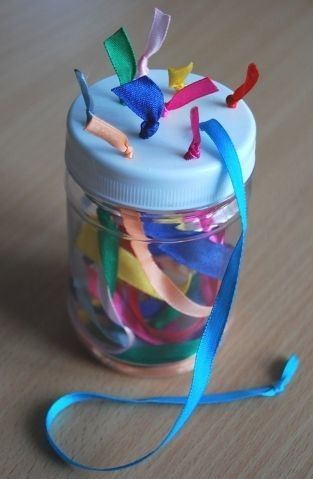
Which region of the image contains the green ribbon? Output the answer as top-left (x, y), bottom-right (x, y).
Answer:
top-left (104, 27), bottom-right (136, 85)
top-left (152, 305), bottom-right (181, 329)
top-left (116, 338), bottom-right (200, 365)
top-left (98, 209), bottom-right (119, 295)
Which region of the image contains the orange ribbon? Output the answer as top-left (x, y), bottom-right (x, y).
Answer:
top-left (122, 210), bottom-right (213, 318)
top-left (86, 115), bottom-right (133, 159)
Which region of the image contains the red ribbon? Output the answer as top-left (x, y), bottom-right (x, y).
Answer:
top-left (226, 63), bottom-right (259, 108)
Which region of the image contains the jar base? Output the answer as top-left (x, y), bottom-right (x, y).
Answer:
top-left (70, 314), bottom-right (196, 378)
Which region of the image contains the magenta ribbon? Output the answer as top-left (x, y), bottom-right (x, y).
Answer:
top-left (137, 8), bottom-right (171, 77)
top-left (184, 106), bottom-right (201, 159)
top-left (163, 77), bottom-right (218, 117)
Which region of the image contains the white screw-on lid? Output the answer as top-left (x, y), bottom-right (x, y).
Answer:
top-left (65, 69), bottom-right (256, 211)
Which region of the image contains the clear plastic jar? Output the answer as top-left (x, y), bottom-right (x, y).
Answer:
top-left (66, 172), bottom-right (248, 376)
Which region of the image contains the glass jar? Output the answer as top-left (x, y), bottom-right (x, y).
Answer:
top-left (66, 172), bottom-right (249, 376)
top-left (65, 69), bottom-right (256, 377)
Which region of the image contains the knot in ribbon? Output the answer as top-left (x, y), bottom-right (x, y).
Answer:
top-left (140, 120), bottom-right (160, 139)
top-left (74, 69), bottom-right (133, 158)
top-left (263, 354), bottom-right (300, 397)
top-left (226, 63), bottom-right (259, 108)
top-left (162, 105), bottom-right (169, 117)
top-left (185, 143), bottom-right (200, 160)
top-left (176, 83), bottom-right (185, 91)
top-left (184, 106), bottom-right (201, 160)
top-left (168, 62), bottom-right (194, 91)
top-left (124, 144), bottom-right (134, 158)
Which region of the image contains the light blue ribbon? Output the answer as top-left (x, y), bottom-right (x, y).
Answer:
top-left (45, 119), bottom-right (299, 471)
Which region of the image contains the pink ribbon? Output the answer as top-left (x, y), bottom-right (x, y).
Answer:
top-left (184, 106), bottom-right (201, 160)
top-left (119, 284), bottom-right (206, 345)
top-left (162, 76), bottom-right (218, 116)
top-left (137, 8), bottom-right (171, 77)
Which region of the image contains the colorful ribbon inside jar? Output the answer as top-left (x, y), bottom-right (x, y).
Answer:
top-left (69, 200), bottom-right (236, 368)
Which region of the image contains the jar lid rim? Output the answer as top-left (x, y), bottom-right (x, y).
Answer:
top-left (65, 70), bottom-right (256, 212)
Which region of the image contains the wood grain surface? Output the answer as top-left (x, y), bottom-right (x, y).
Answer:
top-left (0, 1), bottom-right (312, 478)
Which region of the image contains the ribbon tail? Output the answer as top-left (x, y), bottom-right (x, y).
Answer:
top-left (262, 354), bottom-right (300, 396)
top-left (86, 116), bottom-right (133, 159)
top-left (168, 61), bottom-right (194, 91)
top-left (104, 27), bottom-right (137, 85)
top-left (184, 106), bottom-right (201, 160)
top-left (164, 76), bottom-right (218, 114)
top-left (137, 8), bottom-right (171, 77)
top-left (226, 63), bottom-right (259, 108)
top-left (74, 69), bottom-right (94, 123)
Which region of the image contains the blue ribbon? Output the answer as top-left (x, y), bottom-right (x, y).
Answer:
top-left (112, 76), bottom-right (164, 138)
top-left (74, 69), bottom-right (94, 123)
top-left (46, 119), bottom-right (299, 471)
top-left (139, 297), bottom-right (164, 317)
top-left (144, 222), bottom-right (233, 280)
top-left (150, 238), bottom-right (233, 280)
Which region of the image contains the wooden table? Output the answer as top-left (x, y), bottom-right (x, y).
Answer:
top-left (1, 1), bottom-right (312, 477)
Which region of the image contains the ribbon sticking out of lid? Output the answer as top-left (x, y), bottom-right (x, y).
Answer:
top-left (137, 8), bottom-right (171, 77)
top-left (226, 63), bottom-right (259, 108)
top-left (184, 106), bottom-right (201, 160)
top-left (103, 27), bottom-right (137, 86)
top-left (74, 69), bottom-right (133, 158)
top-left (168, 62), bottom-right (194, 91)
top-left (162, 76), bottom-right (218, 117)
top-left (112, 75), bottom-right (164, 139)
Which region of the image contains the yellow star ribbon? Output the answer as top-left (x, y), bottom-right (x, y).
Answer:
top-left (75, 223), bottom-right (192, 299)
top-left (168, 62), bottom-right (194, 91)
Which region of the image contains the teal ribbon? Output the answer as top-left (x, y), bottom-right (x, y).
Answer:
top-left (45, 120), bottom-right (299, 471)
top-left (116, 338), bottom-right (200, 365)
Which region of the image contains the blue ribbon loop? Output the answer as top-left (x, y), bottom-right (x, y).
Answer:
top-left (45, 119), bottom-right (299, 471)
top-left (112, 76), bottom-right (164, 139)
